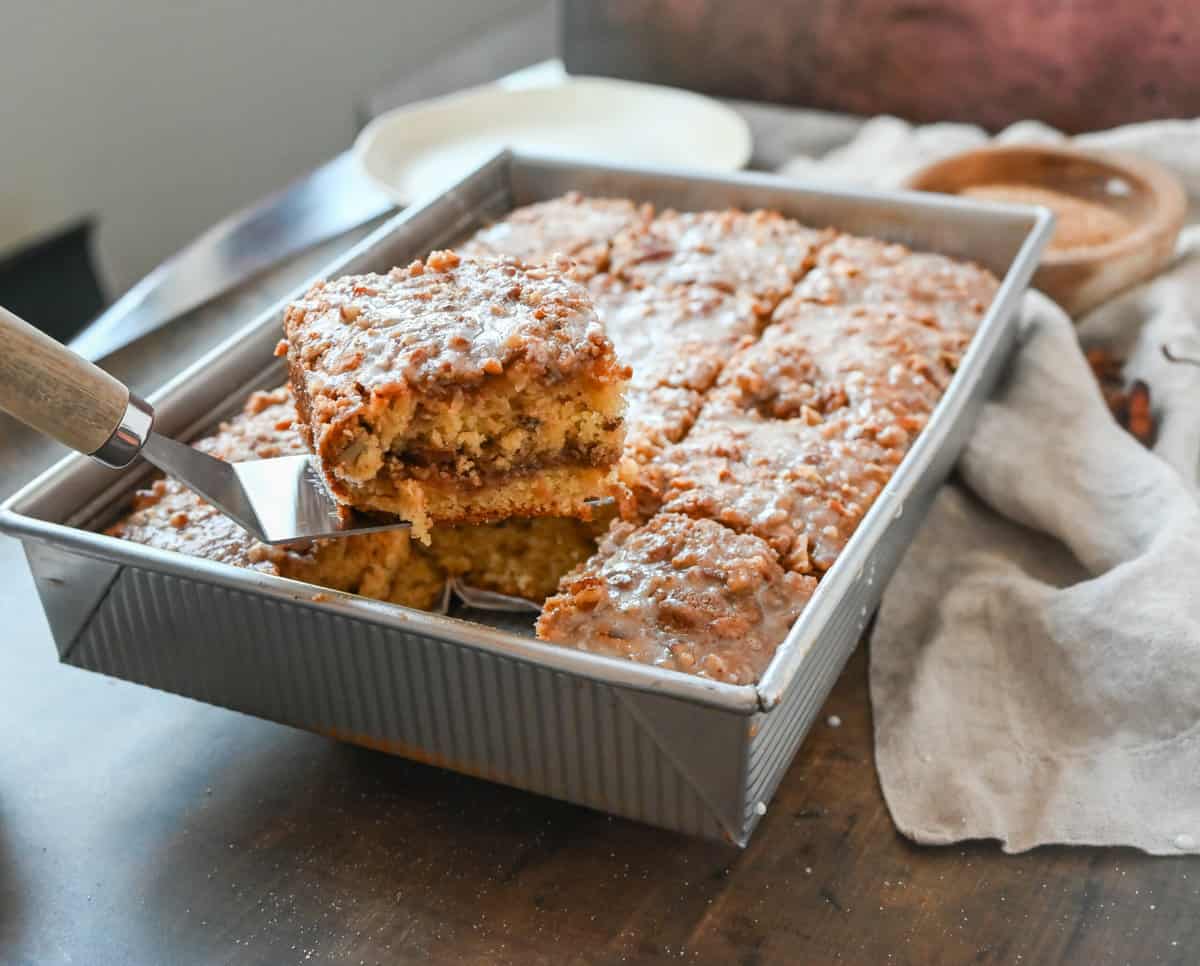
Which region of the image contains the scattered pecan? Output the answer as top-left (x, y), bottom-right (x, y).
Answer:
top-left (1085, 347), bottom-right (1156, 447)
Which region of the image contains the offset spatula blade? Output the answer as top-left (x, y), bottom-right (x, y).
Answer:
top-left (233, 455), bottom-right (416, 543)
top-left (142, 434), bottom-right (411, 544)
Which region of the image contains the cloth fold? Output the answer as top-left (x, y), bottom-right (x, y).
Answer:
top-left (782, 117), bottom-right (1200, 853)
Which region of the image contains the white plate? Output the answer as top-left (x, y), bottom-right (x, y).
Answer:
top-left (354, 76), bottom-right (752, 204)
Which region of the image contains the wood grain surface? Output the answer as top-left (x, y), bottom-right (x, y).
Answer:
top-left (0, 306), bottom-right (128, 454)
top-left (2, 610), bottom-right (1198, 966)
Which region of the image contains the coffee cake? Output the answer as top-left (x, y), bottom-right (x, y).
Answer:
top-left (608, 208), bottom-right (830, 313)
top-left (789, 234), bottom-right (999, 331)
top-left (460, 192), bottom-right (649, 278)
top-left (536, 513), bottom-right (817, 685)
top-left (709, 302), bottom-right (968, 448)
top-left (281, 251), bottom-right (629, 540)
top-left (429, 508), bottom-right (615, 603)
top-left (634, 412), bottom-right (902, 574)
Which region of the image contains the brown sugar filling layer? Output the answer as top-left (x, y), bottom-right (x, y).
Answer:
top-left (331, 372), bottom-right (626, 487)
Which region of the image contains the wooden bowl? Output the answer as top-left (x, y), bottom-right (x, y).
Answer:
top-left (906, 144), bottom-right (1187, 316)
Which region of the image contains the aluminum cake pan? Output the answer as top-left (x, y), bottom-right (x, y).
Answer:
top-left (0, 153), bottom-right (1052, 830)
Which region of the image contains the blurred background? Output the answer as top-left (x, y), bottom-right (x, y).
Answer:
top-left (2, 0), bottom-right (544, 300)
top-left (4, 0), bottom-right (1197, 343)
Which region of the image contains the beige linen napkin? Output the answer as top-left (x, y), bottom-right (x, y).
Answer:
top-left (783, 118), bottom-right (1200, 853)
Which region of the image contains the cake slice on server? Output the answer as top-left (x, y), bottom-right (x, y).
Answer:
top-left (108, 387), bottom-right (447, 610)
top-left (279, 250), bottom-right (629, 542)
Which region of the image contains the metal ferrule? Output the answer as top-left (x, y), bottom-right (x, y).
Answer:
top-left (91, 394), bottom-right (154, 469)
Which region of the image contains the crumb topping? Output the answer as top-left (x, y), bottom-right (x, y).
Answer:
top-left (283, 252), bottom-right (620, 411)
top-left (609, 208), bottom-right (831, 311)
top-left (537, 513), bottom-right (817, 684)
top-left (588, 274), bottom-right (759, 393)
top-left (791, 234), bottom-right (998, 330)
top-left (459, 191), bottom-right (649, 274)
top-left (640, 412), bottom-right (903, 574)
top-left (709, 303), bottom-right (968, 445)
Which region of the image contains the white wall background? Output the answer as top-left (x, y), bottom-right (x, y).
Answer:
top-left (1, 0), bottom-right (539, 294)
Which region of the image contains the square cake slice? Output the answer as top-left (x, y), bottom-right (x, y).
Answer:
top-left (634, 412), bottom-right (903, 574)
top-left (281, 251), bottom-right (630, 541)
top-left (789, 234), bottom-right (999, 332)
top-left (459, 192), bottom-right (650, 278)
top-left (107, 387), bottom-right (447, 610)
top-left (587, 274), bottom-right (760, 394)
top-left (536, 513), bottom-right (817, 685)
top-left (708, 303), bottom-right (968, 447)
top-left (608, 209), bottom-right (831, 313)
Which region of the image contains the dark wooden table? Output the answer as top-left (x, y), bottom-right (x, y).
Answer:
top-left (3, 145), bottom-right (1197, 966)
top-left (5, 604), bottom-right (1198, 966)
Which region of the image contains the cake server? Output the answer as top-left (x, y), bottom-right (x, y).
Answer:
top-left (0, 305), bottom-right (410, 544)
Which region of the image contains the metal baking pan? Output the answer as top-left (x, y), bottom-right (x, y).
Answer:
top-left (0, 152), bottom-right (1052, 845)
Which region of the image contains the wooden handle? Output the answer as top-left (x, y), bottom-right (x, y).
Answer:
top-left (0, 305), bottom-right (130, 454)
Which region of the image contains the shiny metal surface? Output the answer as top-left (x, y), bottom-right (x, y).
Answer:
top-left (69, 151), bottom-right (395, 363)
top-left (0, 152), bottom-right (1051, 842)
top-left (141, 435), bottom-right (412, 544)
top-left (90, 393), bottom-right (154, 468)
